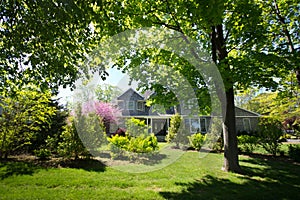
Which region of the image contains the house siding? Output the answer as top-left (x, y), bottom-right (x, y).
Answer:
top-left (114, 89), bottom-right (260, 139)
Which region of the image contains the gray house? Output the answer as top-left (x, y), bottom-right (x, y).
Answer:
top-left (114, 88), bottom-right (260, 139)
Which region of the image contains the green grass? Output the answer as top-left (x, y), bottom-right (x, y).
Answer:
top-left (1, 151), bottom-right (300, 200)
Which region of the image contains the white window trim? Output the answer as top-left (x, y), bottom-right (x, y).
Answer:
top-left (127, 101), bottom-right (135, 110)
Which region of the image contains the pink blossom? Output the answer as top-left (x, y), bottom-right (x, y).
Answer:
top-left (82, 101), bottom-right (121, 124)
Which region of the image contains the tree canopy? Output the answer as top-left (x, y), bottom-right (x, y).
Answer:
top-left (1, 0), bottom-right (299, 173)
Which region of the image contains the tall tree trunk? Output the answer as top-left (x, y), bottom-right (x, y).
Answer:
top-left (222, 87), bottom-right (241, 173)
top-left (211, 25), bottom-right (242, 173)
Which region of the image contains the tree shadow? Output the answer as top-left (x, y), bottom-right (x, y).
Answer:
top-left (0, 157), bottom-right (106, 180)
top-left (129, 153), bottom-right (168, 165)
top-left (160, 157), bottom-right (300, 200)
top-left (58, 158), bottom-right (106, 172)
top-left (0, 159), bottom-right (40, 180)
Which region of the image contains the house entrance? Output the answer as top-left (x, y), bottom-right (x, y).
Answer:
top-left (152, 119), bottom-right (168, 135)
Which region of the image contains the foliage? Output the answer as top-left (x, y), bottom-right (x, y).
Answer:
top-left (237, 135), bottom-right (258, 154)
top-left (107, 135), bottom-right (130, 159)
top-left (127, 134), bottom-right (158, 154)
top-left (206, 118), bottom-right (224, 152)
top-left (188, 133), bottom-right (206, 151)
top-left (258, 117), bottom-right (284, 156)
top-left (95, 84), bottom-right (122, 102)
top-left (82, 101), bottom-right (121, 134)
top-left (29, 99), bottom-right (69, 153)
top-left (34, 148), bottom-right (51, 160)
top-left (90, 0), bottom-right (299, 172)
top-left (125, 117), bottom-right (150, 137)
top-left (0, 0), bottom-right (100, 92)
top-left (288, 145), bottom-right (300, 162)
top-left (108, 134), bottom-right (158, 159)
top-left (57, 116), bottom-right (89, 159)
top-left (165, 114), bottom-right (188, 147)
top-left (0, 84), bottom-right (56, 158)
top-left (58, 106), bottom-right (107, 159)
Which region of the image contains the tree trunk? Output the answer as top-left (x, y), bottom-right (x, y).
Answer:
top-left (211, 24), bottom-right (242, 173)
top-left (222, 87), bottom-right (242, 173)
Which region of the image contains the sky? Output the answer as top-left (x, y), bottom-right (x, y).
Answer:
top-left (57, 68), bottom-right (139, 105)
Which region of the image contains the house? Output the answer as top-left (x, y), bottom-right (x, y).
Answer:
top-left (113, 88), bottom-right (260, 140)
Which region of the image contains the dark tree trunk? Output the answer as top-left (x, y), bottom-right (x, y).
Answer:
top-left (211, 24), bottom-right (242, 173)
top-left (222, 88), bottom-right (242, 173)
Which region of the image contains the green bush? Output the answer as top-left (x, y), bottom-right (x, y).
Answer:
top-left (0, 84), bottom-right (56, 158)
top-left (125, 117), bottom-right (149, 137)
top-left (206, 118), bottom-right (223, 152)
top-left (188, 133), bottom-right (206, 151)
top-left (108, 134), bottom-right (159, 159)
top-left (128, 134), bottom-right (158, 153)
top-left (238, 135), bottom-right (258, 154)
top-left (258, 117), bottom-right (284, 156)
top-left (107, 135), bottom-right (130, 158)
top-left (165, 114), bottom-right (188, 147)
top-left (58, 109), bottom-right (107, 159)
top-left (34, 148), bottom-right (51, 160)
top-left (288, 145), bottom-right (300, 162)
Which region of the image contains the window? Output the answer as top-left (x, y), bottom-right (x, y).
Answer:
top-left (200, 118), bottom-right (207, 133)
top-left (190, 118), bottom-right (200, 133)
top-left (137, 101), bottom-right (144, 111)
top-left (243, 118), bottom-right (251, 132)
top-left (127, 101), bottom-right (135, 110)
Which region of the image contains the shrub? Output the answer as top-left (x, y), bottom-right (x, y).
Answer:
top-left (125, 117), bottom-right (149, 137)
top-left (206, 118), bottom-right (223, 152)
top-left (288, 145), bottom-right (300, 162)
top-left (58, 107), bottom-right (107, 159)
top-left (108, 134), bottom-right (159, 159)
top-left (258, 117), bottom-right (284, 156)
top-left (188, 133), bottom-right (206, 151)
top-left (0, 84), bottom-right (56, 158)
top-left (34, 148), bottom-right (51, 160)
top-left (165, 114), bottom-right (188, 147)
top-left (238, 135), bottom-right (258, 154)
top-left (128, 134), bottom-right (158, 153)
top-left (107, 135), bottom-right (130, 159)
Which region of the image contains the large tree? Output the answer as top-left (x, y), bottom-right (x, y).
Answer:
top-left (87, 0), bottom-right (298, 172)
top-left (0, 0), bottom-right (99, 92)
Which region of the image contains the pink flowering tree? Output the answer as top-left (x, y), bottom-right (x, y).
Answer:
top-left (82, 101), bottom-right (122, 134)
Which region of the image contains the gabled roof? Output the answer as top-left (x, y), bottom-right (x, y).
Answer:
top-left (235, 106), bottom-right (261, 117)
top-left (117, 88), bottom-right (144, 100)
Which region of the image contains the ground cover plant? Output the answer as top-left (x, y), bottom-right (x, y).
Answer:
top-left (1, 151), bottom-right (300, 200)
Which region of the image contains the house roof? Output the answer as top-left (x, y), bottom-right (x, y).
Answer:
top-left (117, 88), bottom-right (144, 100)
top-left (235, 106), bottom-right (261, 117)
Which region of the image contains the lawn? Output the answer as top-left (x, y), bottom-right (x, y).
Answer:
top-left (1, 151), bottom-right (300, 200)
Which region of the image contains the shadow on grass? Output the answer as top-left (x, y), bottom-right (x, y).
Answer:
top-left (0, 160), bottom-right (40, 180)
top-left (160, 157), bottom-right (300, 200)
top-left (58, 158), bottom-right (106, 172)
top-left (0, 158), bottom-right (106, 179)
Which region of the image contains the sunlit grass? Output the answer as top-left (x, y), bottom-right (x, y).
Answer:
top-left (1, 151), bottom-right (300, 200)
